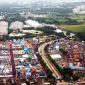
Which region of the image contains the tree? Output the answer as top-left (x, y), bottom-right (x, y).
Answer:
top-left (76, 32), bottom-right (85, 41)
top-left (63, 68), bottom-right (73, 81)
top-left (64, 18), bottom-right (79, 25)
top-left (59, 48), bottom-right (68, 56)
top-left (72, 73), bottom-right (79, 81)
top-left (66, 31), bottom-right (70, 36)
top-left (8, 29), bottom-right (13, 34)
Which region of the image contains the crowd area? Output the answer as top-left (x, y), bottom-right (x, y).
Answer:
top-left (0, 38), bottom-right (46, 79)
top-left (48, 39), bottom-right (85, 82)
top-left (48, 39), bottom-right (85, 69)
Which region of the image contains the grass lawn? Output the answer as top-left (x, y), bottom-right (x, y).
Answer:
top-left (60, 24), bottom-right (85, 32)
top-left (69, 15), bottom-right (85, 22)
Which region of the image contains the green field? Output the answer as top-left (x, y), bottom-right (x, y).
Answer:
top-left (60, 24), bottom-right (85, 32)
top-left (69, 15), bottom-right (85, 22)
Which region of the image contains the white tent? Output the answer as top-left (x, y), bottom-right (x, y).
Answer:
top-left (10, 21), bottom-right (23, 30)
top-left (55, 29), bottom-right (63, 33)
top-left (25, 20), bottom-right (42, 28)
top-left (51, 54), bottom-right (62, 60)
top-left (0, 21), bottom-right (8, 35)
top-left (23, 54), bottom-right (28, 58)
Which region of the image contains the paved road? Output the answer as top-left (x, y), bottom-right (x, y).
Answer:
top-left (38, 41), bottom-right (61, 79)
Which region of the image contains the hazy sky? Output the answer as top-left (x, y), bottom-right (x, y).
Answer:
top-left (0, 0), bottom-right (85, 4)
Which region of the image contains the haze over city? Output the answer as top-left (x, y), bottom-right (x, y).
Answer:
top-left (0, 0), bottom-right (84, 85)
top-left (0, 0), bottom-right (85, 4)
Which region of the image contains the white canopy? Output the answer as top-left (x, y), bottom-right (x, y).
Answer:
top-left (10, 21), bottom-right (23, 30)
top-left (51, 54), bottom-right (62, 60)
top-left (0, 21), bottom-right (8, 35)
top-left (25, 20), bottom-right (42, 28)
top-left (55, 29), bottom-right (63, 33)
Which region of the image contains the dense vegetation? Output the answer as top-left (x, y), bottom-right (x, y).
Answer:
top-left (5, 13), bottom-right (26, 26)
